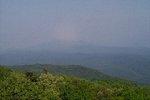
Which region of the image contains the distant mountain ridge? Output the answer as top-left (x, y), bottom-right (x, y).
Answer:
top-left (1, 47), bottom-right (150, 84)
top-left (9, 64), bottom-right (115, 81)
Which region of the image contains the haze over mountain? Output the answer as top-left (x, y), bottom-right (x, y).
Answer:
top-left (1, 1), bottom-right (150, 99)
top-left (1, 0), bottom-right (150, 52)
top-left (0, 0), bottom-right (150, 84)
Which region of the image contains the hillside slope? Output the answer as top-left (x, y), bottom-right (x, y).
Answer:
top-left (0, 66), bottom-right (150, 100)
top-left (9, 64), bottom-right (113, 80)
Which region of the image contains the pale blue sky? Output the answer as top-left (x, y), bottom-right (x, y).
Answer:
top-left (0, 0), bottom-right (150, 52)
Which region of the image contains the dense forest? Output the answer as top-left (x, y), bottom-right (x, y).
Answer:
top-left (0, 66), bottom-right (150, 100)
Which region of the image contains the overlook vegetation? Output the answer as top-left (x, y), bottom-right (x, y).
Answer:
top-left (0, 66), bottom-right (150, 100)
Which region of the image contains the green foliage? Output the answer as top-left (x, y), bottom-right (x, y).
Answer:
top-left (0, 66), bottom-right (12, 80)
top-left (0, 66), bottom-right (150, 100)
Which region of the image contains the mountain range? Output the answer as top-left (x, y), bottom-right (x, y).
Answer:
top-left (1, 46), bottom-right (150, 84)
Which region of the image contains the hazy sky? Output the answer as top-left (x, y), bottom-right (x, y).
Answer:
top-left (0, 0), bottom-right (150, 52)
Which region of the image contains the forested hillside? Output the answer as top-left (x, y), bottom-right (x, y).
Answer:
top-left (0, 66), bottom-right (150, 100)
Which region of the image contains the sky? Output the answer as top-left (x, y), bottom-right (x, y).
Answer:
top-left (0, 0), bottom-right (150, 52)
